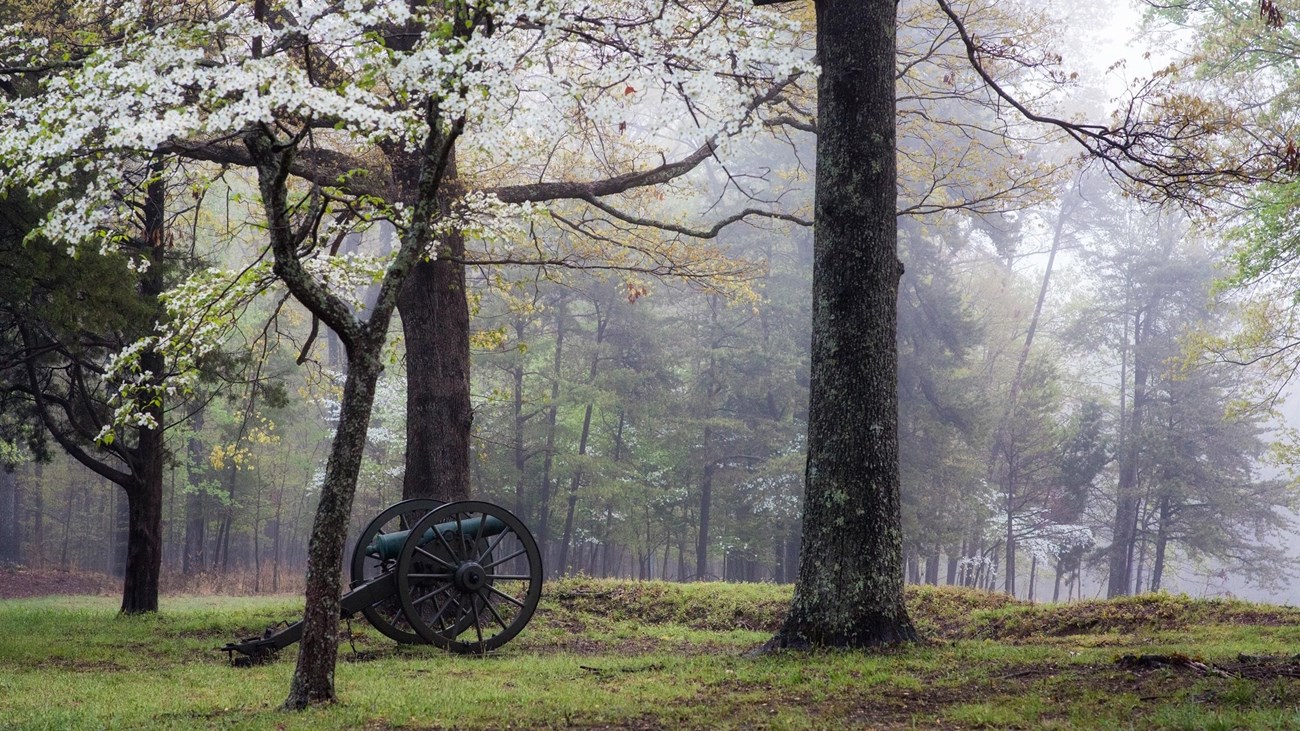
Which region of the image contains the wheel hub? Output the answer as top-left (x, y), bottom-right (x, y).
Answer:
top-left (454, 562), bottom-right (487, 592)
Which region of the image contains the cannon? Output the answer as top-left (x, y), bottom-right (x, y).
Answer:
top-left (222, 499), bottom-right (543, 663)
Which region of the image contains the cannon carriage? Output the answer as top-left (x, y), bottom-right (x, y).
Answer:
top-left (222, 500), bottom-right (542, 664)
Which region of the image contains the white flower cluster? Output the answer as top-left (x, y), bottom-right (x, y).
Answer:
top-left (94, 262), bottom-right (278, 443)
top-left (302, 251), bottom-right (389, 311)
top-left (2, 0), bottom-right (810, 253)
top-left (449, 191), bottom-right (542, 242)
top-left (2, 0), bottom-right (812, 435)
top-left (1019, 523), bottom-right (1093, 562)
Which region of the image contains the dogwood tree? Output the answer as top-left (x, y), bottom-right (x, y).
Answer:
top-left (0, 0), bottom-right (813, 707)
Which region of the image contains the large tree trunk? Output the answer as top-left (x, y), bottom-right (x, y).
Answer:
top-left (245, 86), bottom-right (466, 706)
top-left (399, 232), bottom-right (472, 503)
top-left (765, 0), bottom-right (917, 649)
top-left (120, 477), bottom-right (162, 613)
top-left (121, 374), bottom-right (165, 614)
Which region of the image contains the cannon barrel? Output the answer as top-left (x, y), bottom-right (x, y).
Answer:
top-left (367, 514), bottom-right (507, 561)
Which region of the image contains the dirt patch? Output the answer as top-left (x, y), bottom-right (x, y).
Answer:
top-left (0, 566), bottom-right (118, 599)
top-left (1115, 652), bottom-right (1300, 681)
top-left (1222, 654), bottom-right (1300, 679)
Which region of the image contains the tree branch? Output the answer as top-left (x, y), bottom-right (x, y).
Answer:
top-left (15, 326), bottom-right (134, 487)
top-left (933, 0), bottom-right (1282, 200)
top-left (576, 195), bottom-right (810, 239)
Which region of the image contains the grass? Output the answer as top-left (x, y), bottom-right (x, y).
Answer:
top-left (1, 580), bottom-right (1299, 729)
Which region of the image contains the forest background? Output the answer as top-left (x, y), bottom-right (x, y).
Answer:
top-left (3, 0), bottom-right (1300, 613)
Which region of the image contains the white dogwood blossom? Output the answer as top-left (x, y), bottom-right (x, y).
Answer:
top-left (0, 0), bottom-right (812, 435)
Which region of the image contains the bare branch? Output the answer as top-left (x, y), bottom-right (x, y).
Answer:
top-left (576, 195), bottom-right (810, 238)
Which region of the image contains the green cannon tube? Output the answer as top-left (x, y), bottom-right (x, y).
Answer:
top-left (367, 515), bottom-right (507, 562)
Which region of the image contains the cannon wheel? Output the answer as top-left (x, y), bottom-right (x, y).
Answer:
top-left (350, 498), bottom-right (442, 645)
top-left (396, 500), bottom-right (543, 654)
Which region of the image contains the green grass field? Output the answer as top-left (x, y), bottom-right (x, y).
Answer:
top-left (1, 578), bottom-right (1299, 729)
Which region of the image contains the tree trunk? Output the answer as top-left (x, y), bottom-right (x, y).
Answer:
top-left (556, 400), bottom-right (592, 576)
top-left (59, 483), bottom-right (73, 570)
top-left (0, 466), bottom-right (18, 564)
top-left (214, 467), bottom-right (236, 573)
top-left (512, 319), bottom-right (528, 515)
top-left (252, 475), bottom-right (264, 593)
top-left (120, 477), bottom-right (162, 613)
top-left (536, 299), bottom-right (565, 559)
top-left (557, 307), bottom-right (606, 576)
top-left (1004, 492), bottom-right (1016, 596)
top-left (989, 186), bottom-right (1074, 600)
top-left (399, 231), bottom-right (472, 503)
top-left (272, 483), bottom-right (284, 593)
top-left (1108, 310), bottom-right (1149, 598)
top-left (119, 169), bottom-right (167, 614)
top-left (31, 464), bottom-right (42, 567)
top-left (284, 350), bottom-right (385, 708)
top-left (1133, 535), bottom-right (1146, 596)
top-left (696, 427), bottom-right (714, 581)
top-left (183, 412), bottom-right (207, 575)
top-left (765, 0), bottom-right (916, 650)
top-left (924, 547), bottom-right (940, 585)
top-left (1027, 554), bottom-right (1038, 603)
top-left (245, 99), bottom-right (466, 707)
top-left (1151, 495), bottom-right (1170, 592)
top-left (108, 488), bottom-right (122, 576)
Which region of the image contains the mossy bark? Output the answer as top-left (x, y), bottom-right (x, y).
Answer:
top-left (283, 347), bottom-right (384, 707)
top-left (245, 101), bottom-right (464, 705)
top-left (764, 0), bottom-right (917, 650)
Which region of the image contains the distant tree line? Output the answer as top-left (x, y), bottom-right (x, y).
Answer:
top-left (2, 169), bottom-right (1293, 601)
